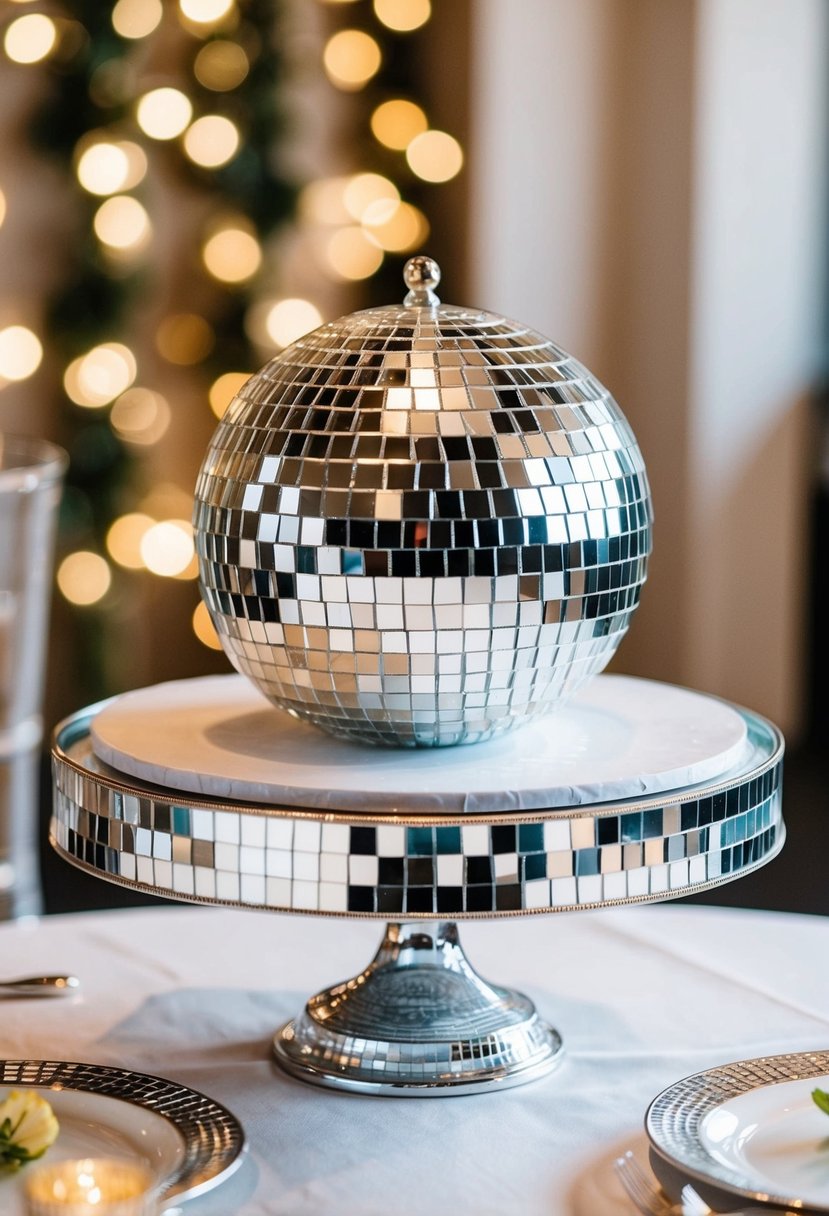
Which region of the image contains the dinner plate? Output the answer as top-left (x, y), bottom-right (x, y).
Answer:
top-left (0, 1060), bottom-right (246, 1213)
top-left (646, 1049), bottom-right (829, 1212)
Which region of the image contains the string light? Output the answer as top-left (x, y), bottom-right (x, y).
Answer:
top-left (265, 299), bottom-right (323, 348)
top-left (208, 371), bottom-right (249, 418)
top-left (106, 513), bottom-right (155, 568)
top-left (325, 226), bottom-right (384, 280)
top-left (323, 30), bottom-right (381, 91)
top-left (183, 115), bottom-right (240, 168)
top-left (193, 40), bottom-right (249, 91)
top-left (111, 0), bottom-right (162, 40)
top-left (179, 0), bottom-right (236, 24)
top-left (0, 325), bottom-right (42, 382)
top-left (406, 129), bottom-right (464, 182)
top-left (76, 141), bottom-right (147, 196)
top-left (136, 88), bottom-right (193, 140)
top-left (370, 99), bottom-right (427, 150)
top-left (110, 387), bottom-right (171, 445)
top-left (57, 551), bottom-right (111, 606)
top-left (299, 177), bottom-right (351, 226)
top-left (363, 200), bottom-right (428, 253)
top-left (373, 0), bottom-right (431, 33)
top-left (343, 172), bottom-right (399, 222)
top-left (64, 343), bottom-right (137, 408)
top-left (93, 195), bottom-right (151, 252)
top-left (202, 225), bottom-right (262, 283)
top-left (155, 313), bottom-right (214, 364)
top-left (140, 520), bottom-right (196, 577)
top-left (192, 601), bottom-right (223, 649)
top-left (4, 14), bottom-right (57, 64)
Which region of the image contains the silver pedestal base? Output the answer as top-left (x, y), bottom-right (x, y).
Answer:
top-left (273, 922), bottom-right (563, 1096)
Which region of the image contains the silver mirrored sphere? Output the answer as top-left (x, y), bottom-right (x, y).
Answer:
top-left (194, 260), bottom-right (653, 747)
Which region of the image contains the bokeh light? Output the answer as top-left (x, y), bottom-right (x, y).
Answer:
top-left (343, 173), bottom-right (399, 222)
top-left (57, 551), bottom-right (112, 606)
top-left (88, 60), bottom-right (132, 109)
top-left (179, 0), bottom-right (235, 24)
top-left (106, 513), bottom-right (155, 569)
top-left (111, 0), bottom-right (162, 39)
top-left (209, 371), bottom-right (249, 418)
top-left (265, 299), bottom-right (323, 348)
top-left (194, 40), bottom-right (249, 91)
top-left (76, 141), bottom-right (147, 195)
top-left (193, 600), bottom-right (223, 650)
top-left (64, 343), bottom-right (137, 408)
top-left (0, 188), bottom-right (5, 228)
top-left (202, 226), bottom-right (262, 283)
top-left (4, 14), bottom-right (57, 64)
top-left (298, 177), bottom-right (351, 226)
top-left (363, 200), bottom-right (428, 252)
top-left (93, 195), bottom-right (151, 251)
top-left (370, 99), bottom-right (427, 150)
top-left (136, 88), bottom-right (193, 140)
top-left (323, 30), bottom-right (381, 91)
top-left (77, 143), bottom-right (128, 195)
top-left (110, 387), bottom-right (171, 445)
top-left (325, 227), bottom-right (384, 280)
top-left (0, 326), bottom-right (42, 382)
top-left (373, 0), bottom-right (431, 32)
top-left (155, 314), bottom-right (214, 364)
top-left (406, 129), bottom-right (464, 182)
top-left (140, 520), bottom-right (196, 577)
top-left (183, 115), bottom-right (240, 168)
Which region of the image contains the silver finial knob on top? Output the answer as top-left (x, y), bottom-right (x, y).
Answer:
top-left (403, 255), bottom-right (441, 307)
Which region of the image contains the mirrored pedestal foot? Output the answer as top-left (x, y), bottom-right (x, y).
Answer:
top-left (273, 921), bottom-right (563, 1096)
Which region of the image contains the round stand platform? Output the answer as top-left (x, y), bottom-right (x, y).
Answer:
top-left (51, 676), bottom-right (784, 1096)
top-left (273, 921), bottom-right (563, 1095)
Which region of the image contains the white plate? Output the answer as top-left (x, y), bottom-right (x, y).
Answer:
top-left (647, 1050), bottom-right (829, 1212)
top-left (700, 1077), bottom-right (829, 1208)
top-left (0, 1061), bottom-right (246, 1211)
top-left (89, 672), bottom-right (749, 812)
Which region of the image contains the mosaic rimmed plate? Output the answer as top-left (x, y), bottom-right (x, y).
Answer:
top-left (0, 1061), bottom-right (245, 1209)
top-left (646, 1050), bottom-right (829, 1212)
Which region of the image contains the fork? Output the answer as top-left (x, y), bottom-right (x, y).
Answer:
top-left (614, 1152), bottom-right (679, 1215)
top-left (614, 1152), bottom-right (779, 1216)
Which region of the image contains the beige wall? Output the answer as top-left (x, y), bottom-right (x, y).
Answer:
top-left (470, 0), bottom-right (827, 738)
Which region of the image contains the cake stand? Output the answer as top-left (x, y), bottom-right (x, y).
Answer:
top-left (50, 673), bottom-right (784, 1097)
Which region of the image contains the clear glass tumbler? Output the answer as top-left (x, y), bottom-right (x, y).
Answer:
top-left (0, 434), bottom-right (67, 918)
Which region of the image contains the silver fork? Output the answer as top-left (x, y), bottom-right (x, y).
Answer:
top-left (614, 1152), bottom-right (678, 1215)
top-left (614, 1152), bottom-right (778, 1216)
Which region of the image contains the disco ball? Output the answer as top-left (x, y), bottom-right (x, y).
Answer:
top-left (194, 257), bottom-right (652, 747)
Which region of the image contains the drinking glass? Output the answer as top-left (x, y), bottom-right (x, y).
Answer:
top-left (0, 434), bottom-right (67, 918)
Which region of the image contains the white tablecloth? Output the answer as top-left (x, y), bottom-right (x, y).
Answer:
top-left (1, 903), bottom-right (827, 1215)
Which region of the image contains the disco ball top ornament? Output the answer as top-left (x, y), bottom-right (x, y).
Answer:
top-left (194, 257), bottom-right (653, 747)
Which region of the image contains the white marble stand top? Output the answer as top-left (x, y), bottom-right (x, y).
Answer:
top-left (89, 674), bottom-right (748, 814)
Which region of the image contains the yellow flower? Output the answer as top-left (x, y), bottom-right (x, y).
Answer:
top-left (0, 1090), bottom-right (59, 1169)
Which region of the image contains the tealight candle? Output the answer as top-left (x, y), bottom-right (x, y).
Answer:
top-left (23, 1158), bottom-right (158, 1216)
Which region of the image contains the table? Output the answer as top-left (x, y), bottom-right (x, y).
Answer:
top-left (1, 903), bottom-right (827, 1215)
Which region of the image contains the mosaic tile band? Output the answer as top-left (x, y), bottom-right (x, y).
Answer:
top-left (194, 258), bottom-right (653, 746)
top-left (51, 704), bottom-right (784, 919)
